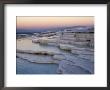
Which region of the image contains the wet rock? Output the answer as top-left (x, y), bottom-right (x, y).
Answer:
top-left (78, 54), bottom-right (94, 62)
top-left (16, 53), bottom-right (57, 64)
top-left (53, 54), bottom-right (66, 61)
top-left (59, 44), bottom-right (74, 51)
top-left (39, 39), bottom-right (48, 45)
top-left (59, 40), bottom-right (70, 44)
top-left (85, 48), bottom-right (94, 52)
top-left (73, 41), bottom-right (89, 46)
top-left (71, 49), bottom-right (94, 55)
top-left (16, 49), bottom-right (35, 54)
top-left (32, 38), bottom-right (40, 43)
top-left (16, 49), bottom-right (56, 56)
top-left (68, 57), bottom-right (94, 73)
top-left (58, 60), bottom-right (91, 74)
top-left (56, 69), bottom-right (63, 74)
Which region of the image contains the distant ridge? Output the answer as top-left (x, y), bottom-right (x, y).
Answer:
top-left (16, 25), bottom-right (94, 34)
top-left (64, 26), bottom-right (94, 32)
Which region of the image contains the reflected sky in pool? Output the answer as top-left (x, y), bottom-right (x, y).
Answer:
top-left (16, 58), bottom-right (59, 74)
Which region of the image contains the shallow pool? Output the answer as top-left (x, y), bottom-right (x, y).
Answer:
top-left (16, 58), bottom-right (59, 74)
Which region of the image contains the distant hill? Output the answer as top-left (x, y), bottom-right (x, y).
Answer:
top-left (16, 25), bottom-right (94, 34)
top-left (63, 26), bottom-right (94, 33)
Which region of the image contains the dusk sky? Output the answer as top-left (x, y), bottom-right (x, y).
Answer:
top-left (17, 16), bottom-right (94, 30)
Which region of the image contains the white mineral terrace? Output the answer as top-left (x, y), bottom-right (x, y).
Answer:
top-left (17, 32), bottom-right (94, 74)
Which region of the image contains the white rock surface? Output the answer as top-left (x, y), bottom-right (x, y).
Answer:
top-left (32, 38), bottom-right (40, 43)
top-left (58, 60), bottom-right (91, 74)
top-left (59, 44), bottom-right (75, 51)
top-left (53, 54), bottom-right (66, 61)
top-left (57, 53), bottom-right (94, 74)
top-left (17, 53), bottom-right (58, 64)
top-left (78, 54), bottom-right (94, 62)
top-left (16, 49), bottom-right (56, 56)
top-left (71, 49), bottom-right (94, 55)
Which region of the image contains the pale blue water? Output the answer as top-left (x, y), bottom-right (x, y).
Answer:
top-left (16, 58), bottom-right (58, 74)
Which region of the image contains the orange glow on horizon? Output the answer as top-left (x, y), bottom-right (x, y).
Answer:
top-left (17, 16), bottom-right (94, 29)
